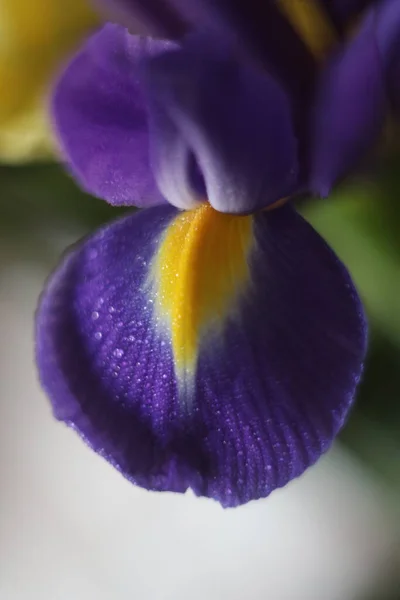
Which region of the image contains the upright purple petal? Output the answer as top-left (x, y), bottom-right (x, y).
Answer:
top-left (97, 0), bottom-right (317, 132)
top-left (36, 203), bottom-right (366, 507)
top-left (53, 24), bottom-right (174, 207)
top-left (310, 9), bottom-right (386, 197)
top-left (144, 34), bottom-right (298, 213)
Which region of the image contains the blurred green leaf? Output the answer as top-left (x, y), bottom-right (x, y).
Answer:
top-left (0, 162), bottom-right (127, 233)
top-left (304, 181), bottom-right (400, 348)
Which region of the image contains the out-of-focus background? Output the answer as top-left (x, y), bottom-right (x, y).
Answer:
top-left (0, 2), bottom-right (400, 599)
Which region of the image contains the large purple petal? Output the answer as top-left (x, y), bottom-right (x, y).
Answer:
top-left (375, 0), bottom-right (400, 112)
top-left (144, 35), bottom-right (298, 213)
top-left (53, 24), bottom-right (174, 207)
top-left (310, 9), bottom-right (386, 197)
top-left (36, 203), bottom-right (366, 507)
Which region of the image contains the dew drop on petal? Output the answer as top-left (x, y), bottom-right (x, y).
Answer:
top-left (88, 249), bottom-right (98, 260)
top-left (94, 331), bottom-right (102, 340)
top-left (91, 311), bottom-right (99, 321)
top-left (113, 348), bottom-right (124, 359)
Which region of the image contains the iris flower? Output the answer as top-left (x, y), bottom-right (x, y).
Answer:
top-left (0, 0), bottom-right (98, 161)
top-left (36, 0), bottom-right (399, 507)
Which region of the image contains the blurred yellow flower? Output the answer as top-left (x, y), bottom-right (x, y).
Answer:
top-left (0, 0), bottom-right (99, 161)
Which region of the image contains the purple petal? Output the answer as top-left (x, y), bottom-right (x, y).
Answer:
top-left (375, 0), bottom-right (400, 112)
top-left (36, 203), bottom-right (366, 507)
top-left (96, 0), bottom-right (189, 37)
top-left (322, 0), bottom-right (376, 31)
top-left (310, 10), bottom-right (386, 197)
top-left (145, 104), bottom-right (204, 210)
top-left (144, 35), bottom-right (298, 213)
top-left (53, 24), bottom-right (174, 207)
top-left (178, 0), bottom-right (318, 106)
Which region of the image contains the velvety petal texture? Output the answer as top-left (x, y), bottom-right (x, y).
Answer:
top-left (144, 35), bottom-right (298, 213)
top-left (36, 203), bottom-right (366, 507)
top-left (310, 9), bottom-right (386, 197)
top-left (53, 24), bottom-right (173, 207)
top-left (54, 24), bottom-right (298, 213)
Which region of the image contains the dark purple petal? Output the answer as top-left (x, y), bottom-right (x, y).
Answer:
top-left (36, 203), bottom-right (366, 507)
top-left (53, 24), bottom-right (174, 207)
top-left (97, 0), bottom-right (317, 131)
top-left (144, 35), bottom-right (298, 213)
top-left (183, 0), bottom-right (318, 100)
top-left (375, 0), bottom-right (400, 112)
top-left (96, 0), bottom-right (189, 37)
top-left (323, 0), bottom-right (377, 32)
top-left (310, 10), bottom-right (386, 197)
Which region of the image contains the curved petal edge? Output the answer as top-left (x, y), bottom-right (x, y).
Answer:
top-left (36, 204), bottom-right (367, 507)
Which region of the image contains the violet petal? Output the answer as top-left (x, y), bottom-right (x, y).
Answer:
top-left (53, 24), bottom-right (174, 207)
top-left (36, 203), bottom-right (366, 507)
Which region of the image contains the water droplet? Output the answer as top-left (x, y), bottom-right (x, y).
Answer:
top-left (94, 332), bottom-right (102, 340)
top-left (91, 311), bottom-right (99, 321)
top-left (112, 371), bottom-right (119, 378)
top-left (113, 348), bottom-right (124, 358)
top-left (109, 306), bottom-right (116, 314)
top-left (128, 335), bottom-right (135, 342)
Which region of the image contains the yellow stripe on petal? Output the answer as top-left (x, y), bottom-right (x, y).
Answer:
top-left (153, 204), bottom-right (253, 391)
top-left (278, 0), bottom-right (337, 59)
